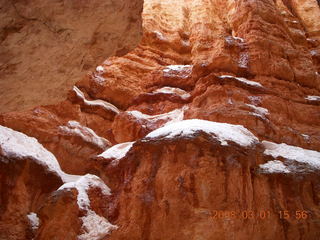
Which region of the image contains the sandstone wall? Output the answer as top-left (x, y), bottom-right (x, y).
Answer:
top-left (0, 0), bottom-right (143, 113)
top-left (0, 0), bottom-right (320, 239)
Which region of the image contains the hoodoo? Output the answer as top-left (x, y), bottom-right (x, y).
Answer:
top-left (0, 0), bottom-right (320, 239)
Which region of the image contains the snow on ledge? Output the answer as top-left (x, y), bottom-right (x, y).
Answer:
top-left (305, 95), bottom-right (320, 101)
top-left (0, 125), bottom-right (117, 238)
top-left (233, 36), bottom-right (244, 42)
top-left (0, 125), bottom-right (66, 178)
top-left (163, 65), bottom-right (192, 72)
top-left (246, 104), bottom-right (269, 119)
top-left (154, 31), bottom-right (166, 41)
top-left (219, 75), bottom-right (263, 88)
top-left (73, 86), bottom-right (120, 114)
top-left (127, 107), bottom-right (185, 126)
top-left (259, 160), bottom-right (290, 174)
top-left (144, 119), bottom-right (259, 147)
top-left (58, 174), bottom-right (117, 239)
top-left (98, 142), bottom-right (134, 165)
top-left (27, 212), bottom-right (40, 231)
top-left (96, 66), bottom-right (105, 73)
top-left (301, 134), bottom-right (310, 141)
top-left (163, 65), bottom-right (192, 79)
top-left (262, 141), bottom-right (320, 170)
top-left (231, 30), bottom-right (245, 43)
top-left (1, 125), bottom-right (88, 183)
top-left (59, 121), bottom-right (111, 150)
top-left (58, 174), bottom-right (111, 210)
top-left (78, 210), bottom-right (118, 240)
top-left (153, 87), bottom-right (191, 100)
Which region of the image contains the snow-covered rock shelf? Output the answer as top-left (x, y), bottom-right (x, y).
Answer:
top-left (144, 119), bottom-right (259, 147)
top-left (153, 87), bottom-right (191, 100)
top-left (98, 142), bottom-right (134, 165)
top-left (163, 65), bottom-right (193, 79)
top-left (27, 212), bottom-right (40, 231)
top-left (127, 107), bottom-right (185, 126)
top-left (305, 95), bottom-right (320, 101)
top-left (219, 75), bottom-right (263, 88)
top-left (260, 141), bottom-right (320, 173)
top-left (0, 125), bottom-right (67, 178)
top-left (0, 125), bottom-right (117, 239)
top-left (73, 86), bottom-right (120, 114)
top-left (59, 121), bottom-right (111, 149)
top-left (246, 104), bottom-right (269, 119)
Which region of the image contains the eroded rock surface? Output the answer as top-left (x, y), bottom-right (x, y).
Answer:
top-left (0, 0), bottom-right (143, 113)
top-left (1, 0), bottom-right (320, 239)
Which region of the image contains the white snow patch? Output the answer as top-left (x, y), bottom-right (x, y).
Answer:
top-left (163, 65), bottom-right (192, 72)
top-left (59, 121), bottom-right (110, 149)
top-left (239, 52), bottom-right (249, 69)
top-left (305, 95), bottom-right (320, 101)
top-left (58, 175), bottom-right (117, 240)
top-left (301, 134), bottom-right (310, 140)
top-left (219, 75), bottom-right (263, 88)
top-left (281, 10), bottom-right (293, 16)
top-left (163, 65), bottom-right (193, 79)
top-left (225, 36), bottom-right (234, 45)
top-left (98, 142), bottom-right (134, 165)
top-left (248, 96), bottom-right (262, 105)
top-left (78, 210), bottom-right (118, 240)
top-left (96, 66), bottom-right (105, 73)
top-left (154, 31), bottom-right (166, 41)
top-left (262, 141), bottom-right (320, 170)
top-left (0, 125), bottom-right (66, 179)
top-left (259, 160), bottom-right (290, 174)
top-left (58, 174), bottom-right (110, 210)
top-left (92, 75), bottom-right (106, 84)
top-left (127, 107), bottom-right (185, 126)
top-left (231, 30), bottom-right (244, 43)
top-left (0, 126), bottom-right (93, 184)
top-left (0, 125), bottom-right (117, 238)
top-left (27, 212), bottom-right (40, 231)
top-left (153, 87), bottom-right (191, 100)
top-left (246, 104), bottom-right (269, 119)
top-left (0, 125), bottom-right (110, 185)
top-left (58, 174), bottom-right (117, 239)
top-left (73, 86), bottom-right (120, 114)
top-left (59, 175), bottom-right (117, 239)
top-left (285, 19), bottom-right (298, 24)
top-left (310, 50), bottom-right (317, 56)
top-left (233, 36), bottom-right (244, 42)
top-left (145, 119), bottom-right (259, 147)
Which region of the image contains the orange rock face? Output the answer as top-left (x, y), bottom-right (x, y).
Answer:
top-left (0, 0), bottom-right (143, 113)
top-left (1, 0), bottom-right (320, 239)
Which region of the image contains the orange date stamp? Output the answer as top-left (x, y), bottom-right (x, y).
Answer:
top-left (211, 210), bottom-right (309, 220)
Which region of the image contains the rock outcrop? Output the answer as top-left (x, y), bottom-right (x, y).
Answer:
top-left (1, 0), bottom-right (320, 239)
top-left (0, 0), bottom-right (143, 113)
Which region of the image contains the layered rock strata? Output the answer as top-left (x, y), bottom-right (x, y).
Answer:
top-left (1, 0), bottom-right (320, 239)
top-left (0, 0), bottom-right (143, 113)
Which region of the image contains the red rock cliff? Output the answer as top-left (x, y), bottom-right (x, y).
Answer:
top-left (1, 0), bottom-right (320, 240)
top-left (0, 0), bottom-right (143, 113)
